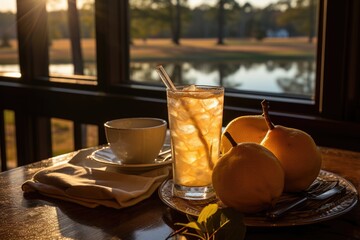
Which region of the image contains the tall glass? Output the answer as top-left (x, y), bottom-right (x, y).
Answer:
top-left (167, 85), bottom-right (224, 200)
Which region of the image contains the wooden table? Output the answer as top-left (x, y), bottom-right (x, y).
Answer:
top-left (0, 147), bottom-right (359, 240)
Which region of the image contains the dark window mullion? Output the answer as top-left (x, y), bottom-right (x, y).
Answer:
top-left (95, 0), bottom-right (129, 89)
top-left (320, 0), bottom-right (350, 120)
top-left (34, 116), bottom-right (52, 160)
top-left (118, 1), bottom-right (130, 85)
top-left (74, 122), bottom-right (87, 150)
top-left (0, 110), bottom-right (7, 171)
top-left (67, 0), bottom-right (84, 75)
top-left (16, 0), bottom-right (52, 163)
top-left (14, 111), bottom-right (34, 166)
top-left (16, 0), bottom-right (49, 80)
top-left (98, 122), bottom-right (107, 146)
top-left (313, 0), bottom-right (325, 115)
top-left (343, 0), bottom-right (360, 121)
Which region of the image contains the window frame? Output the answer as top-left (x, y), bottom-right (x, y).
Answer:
top-left (8, 0), bottom-right (360, 117)
top-left (0, 0), bottom-right (359, 169)
top-left (10, 0), bottom-right (325, 109)
top-left (10, 0), bottom-right (360, 119)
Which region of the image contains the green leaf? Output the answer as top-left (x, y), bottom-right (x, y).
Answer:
top-left (179, 218), bottom-right (206, 233)
top-left (175, 222), bottom-right (201, 231)
top-left (197, 203), bottom-right (218, 224)
top-left (171, 205), bottom-right (247, 240)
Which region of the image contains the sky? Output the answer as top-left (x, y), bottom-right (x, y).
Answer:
top-left (0, 0), bottom-right (16, 12)
top-left (0, 0), bottom-right (89, 12)
top-left (0, 0), bottom-right (275, 12)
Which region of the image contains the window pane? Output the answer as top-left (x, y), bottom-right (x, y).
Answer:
top-left (51, 119), bottom-right (98, 155)
top-left (129, 0), bottom-right (318, 99)
top-left (51, 118), bottom-right (74, 156)
top-left (47, 0), bottom-right (96, 78)
top-left (4, 110), bottom-right (17, 169)
top-left (85, 124), bottom-right (98, 147)
top-left (0, 0), bottom-right (20, 77)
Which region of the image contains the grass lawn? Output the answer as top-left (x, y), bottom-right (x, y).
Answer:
top-left (0, 37), bottom-right (316, 65)
top-left (130, 37), bottom-right (316, 62)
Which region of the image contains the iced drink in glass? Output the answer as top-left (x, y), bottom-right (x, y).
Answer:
top-left (167, 85), bottom-right (224, 200)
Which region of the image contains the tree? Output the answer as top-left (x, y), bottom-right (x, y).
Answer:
top-left (217, 0), bottom-right (225, 45)
top-left (67, 0), bottom-right (84, 75)
top-left (0, 11), bottom-right (16, 47)
top-left (308, 0), bottom-right (316, 43)
top-left (276, 0), bottom-right (318, 39)
top-left (79, 1), bottom-right (95, 38)
top-left (171, 0), bottom-right (181, 45)
top-left (0, 32), bottom-right (11, 48)
top-left (130, 0), bottom-right (171, 42)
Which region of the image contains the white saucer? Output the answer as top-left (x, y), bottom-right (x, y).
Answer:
top-left (90, 146), bottom-right (172, 171)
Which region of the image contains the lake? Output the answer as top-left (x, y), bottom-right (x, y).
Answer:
top-left (0, 59), bottom-right (315, 99)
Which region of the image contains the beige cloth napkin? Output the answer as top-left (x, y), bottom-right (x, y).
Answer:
top-left (22, 149), bottom-right (170, 209)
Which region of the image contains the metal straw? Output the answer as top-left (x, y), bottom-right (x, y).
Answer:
top-left (155, 65), bottom-right (177, 91)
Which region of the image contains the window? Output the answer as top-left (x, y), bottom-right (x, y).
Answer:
top-left (51, 118), bottom-right (98, 156)
top-left (47, 0), bottom-right (96, 77)
top-left (129, 0), bottom-right (318, 100)
top-left (0, 0), bottom-right (20, 77)
top-left (0, 0), bottom-right (359, 171)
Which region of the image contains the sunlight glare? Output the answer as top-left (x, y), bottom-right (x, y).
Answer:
top-left (46, 0), bottom-right (89, 11)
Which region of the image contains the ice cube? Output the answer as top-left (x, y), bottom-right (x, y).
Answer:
top-left (201, 98), bottom-right (219, 110)
top-left (195, 112), bottom-right (211, 122)
top-left (187, 136), bottom-right (205, 148)
top-left (178, 124), bottom-right (196, 134)
top-left (179, 151), bottom-right (199, 164)
top-left (183, 85), bottom-right (197, 92)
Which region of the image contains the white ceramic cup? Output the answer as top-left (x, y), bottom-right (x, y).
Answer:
top-left (104, 118), bottom-right (167, 164)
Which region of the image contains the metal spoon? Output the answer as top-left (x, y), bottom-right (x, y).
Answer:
top-left (267, 184), bottom-right (346, 219)
top-left (156, 149), bottom-right (172, 162)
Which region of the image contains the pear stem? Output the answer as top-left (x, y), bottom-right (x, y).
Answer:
top-left (261, 100), bottom-right (275, 130)
top-left (224, 131), bottom-right (238, 147)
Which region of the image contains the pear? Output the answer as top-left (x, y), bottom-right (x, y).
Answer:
top-left (213, 132), bottom-right (284, 213)
top-left (260, 100), bottom-right (322, 192)
top-left (221, 115), bottom-right (268, 154)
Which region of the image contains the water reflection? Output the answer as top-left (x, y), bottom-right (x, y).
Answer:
top-left (130, 60), bottom-right (315, 98)
top-left (0, 60), bottom-right (315, 98)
